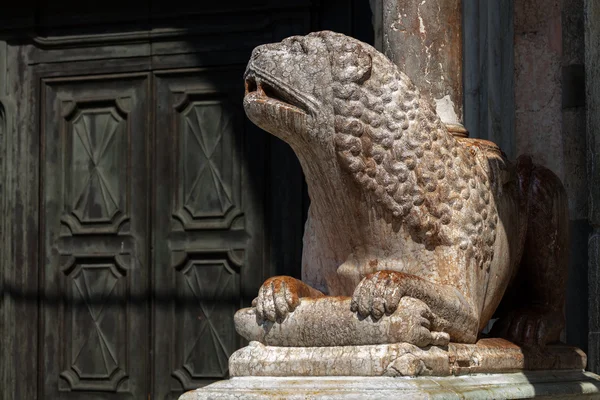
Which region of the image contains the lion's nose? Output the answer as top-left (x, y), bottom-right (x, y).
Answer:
top-left (250, 46), bottom-right (264, 60)
top-left (251, 42), bottom-right (281, 60)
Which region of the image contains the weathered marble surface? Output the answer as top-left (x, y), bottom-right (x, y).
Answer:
top-left (235, 297), bottom-right (449, 347)
top-left (229, 339), bottom-right (586, 377)
top-left (180, 371), bottom-right (600, 399)
top-left (242, 30), bottom-right (570, 348)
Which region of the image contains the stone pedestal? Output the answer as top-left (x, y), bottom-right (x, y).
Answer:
top-left (180, 371), bottom-right (600, 399)
top-left (179, 340), bottom-right (600, 399)
top-left (227, 339), bottom-right (587, 377)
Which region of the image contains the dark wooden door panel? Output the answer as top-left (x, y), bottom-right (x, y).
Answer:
top-left (41, 74), bottom-right (150, 399)
top-left (152, 68), bottom-right (264, 400)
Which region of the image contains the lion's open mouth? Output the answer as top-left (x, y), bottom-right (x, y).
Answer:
top-left (244, 73), bottom-right (308, 116)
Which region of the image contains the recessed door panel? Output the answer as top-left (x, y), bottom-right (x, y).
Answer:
top-left (152, 68), bottom-right (265, 400)
top-left (41, 74), bottom-right (150, 400)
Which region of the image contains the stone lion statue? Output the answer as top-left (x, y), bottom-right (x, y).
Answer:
top-left (237, 31), bottom-right (568, 347)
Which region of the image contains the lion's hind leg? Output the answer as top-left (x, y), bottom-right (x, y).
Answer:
top-left (492, 163), bottom-right (569, 346)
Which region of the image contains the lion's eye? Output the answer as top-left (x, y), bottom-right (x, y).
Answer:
top-left (299, 40), bottom-right (309, 54)
top-left (343, 43), bottom-right (357, 52)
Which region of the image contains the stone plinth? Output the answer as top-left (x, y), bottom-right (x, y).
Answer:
top-left (179, 339), bottom-right (598, 399)
top-left (228, 339), bottom-right (586, 377)
top-left (180, 371), bottom-right (600, 399)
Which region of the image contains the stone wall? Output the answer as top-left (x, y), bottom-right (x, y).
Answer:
top-left (561, 0), bottom-right (589, 359)
top-left (513, 0), bottom-right (589, 354)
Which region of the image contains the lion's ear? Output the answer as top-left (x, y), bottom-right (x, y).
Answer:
top-left (332, 42), bottom-right (372, 84)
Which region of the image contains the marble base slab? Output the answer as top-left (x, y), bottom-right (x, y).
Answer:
top-left (229, 339), bottom-right (587, 377)
top-left (180, 371), bottom-right (600, 399)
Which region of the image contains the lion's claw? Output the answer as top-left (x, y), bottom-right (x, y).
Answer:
top-left (351, 271), bottom-right (404, 319)
top-left (255, 276), bottom-right (301, 323)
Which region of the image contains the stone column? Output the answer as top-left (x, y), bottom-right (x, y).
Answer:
top-left (585, 0), bottom-right (600, 374)
top-left (381, 0), bottom-right (466, 136)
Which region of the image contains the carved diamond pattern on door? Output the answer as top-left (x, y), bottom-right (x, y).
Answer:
top-left (61, 99), bottom-right (130, 235)
top-left (71, 109), bottom-right (123, 223)
top-left (171, 254), bottom-right (240, 389)
top-left (59, 256), bottom-right (129, 392)
top-left (183, 102), bottom-right (233, 218)
top-left (173, 94), bottom-right (243, 230)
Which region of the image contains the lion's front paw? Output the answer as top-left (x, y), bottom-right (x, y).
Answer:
top-left (351, 271), bottom-right (404, 319)
top-left (396, 297), bottom-right (450, 347)
top-left (350, 271), bottom-right (449, 347)
top-left (253, 276), bottom-right (302, 323)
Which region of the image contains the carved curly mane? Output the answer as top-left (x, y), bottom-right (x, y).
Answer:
top-left (320, 32), bottom-right (498, 270)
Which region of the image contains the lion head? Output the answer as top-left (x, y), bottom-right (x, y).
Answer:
top-left (244, 31), bottom-right (497, 270)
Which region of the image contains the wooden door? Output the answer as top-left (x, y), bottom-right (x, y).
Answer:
top-left (41, 74), bottom-right (151, 399)
top-left (0, 2), bottom-right (373, 399)
top-left (152, 68), bottom-right (264, 398)
top-left (39, 68), bottom-right (263, 399)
